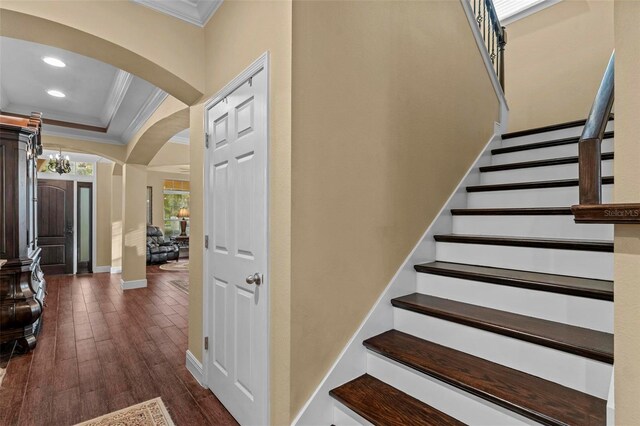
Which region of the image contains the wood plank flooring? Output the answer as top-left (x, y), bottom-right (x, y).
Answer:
top-left (0, 268), bottom-right (238, 426)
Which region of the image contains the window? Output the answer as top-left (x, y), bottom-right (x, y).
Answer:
top-left (146, 186), bottom-right (153, 225)
top-left (163, 180), bottom-right (190, 237)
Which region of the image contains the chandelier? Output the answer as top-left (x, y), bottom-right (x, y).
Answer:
top-left (48, 149), bottom-right (72, 175)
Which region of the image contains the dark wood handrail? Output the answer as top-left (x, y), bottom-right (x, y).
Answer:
top-left (577, 52), bottom-right (615, 205)
top-left (571, 51), bottom-right (640, 224)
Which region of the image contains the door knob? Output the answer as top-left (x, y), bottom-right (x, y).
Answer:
top-left (245, 273), bottom-right (262, 286)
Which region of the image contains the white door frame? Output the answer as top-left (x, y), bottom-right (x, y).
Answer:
top-left (202, 51), bottom-right (270, 422)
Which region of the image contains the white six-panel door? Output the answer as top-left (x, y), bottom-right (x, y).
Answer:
top-left (205, 65), bottom-right (268, 426)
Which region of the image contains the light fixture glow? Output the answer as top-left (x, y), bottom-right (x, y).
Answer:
top-left (47, 90), bottom-right (66, 98)
top-left (43, 57), bottom-right (66, 68)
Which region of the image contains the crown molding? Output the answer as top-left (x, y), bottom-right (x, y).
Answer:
top-left (42, 127), bottom-right (125, 145)
top-left (101, 69), bottom-right (133, 127)
top-left (131, 0), bottom-right (223, 27)
top-left (121, 88), bottom-right (168, 143)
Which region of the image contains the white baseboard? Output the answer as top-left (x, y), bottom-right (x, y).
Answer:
top-left (186, 350), bottom-right (207, 388)
top-left (110, 266), bottom-right (122, 274)
top-left (120, 278), bottom-right (147, 290)
top-left (93, 266), bottom-right (111, 273)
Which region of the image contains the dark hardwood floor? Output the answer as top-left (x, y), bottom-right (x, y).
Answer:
top-left (0, 267), bottom-right (238, 426)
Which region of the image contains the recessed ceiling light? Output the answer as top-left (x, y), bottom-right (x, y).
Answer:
top-left (47, 90), bottom-right (66, 98)
top-left (43, 57), bottom-right (66, 68)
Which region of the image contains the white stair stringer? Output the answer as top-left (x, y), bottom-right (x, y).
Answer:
top-left (292, 128), bottom-right (506, 425)
top-left (416, 273), bottom-right (613, 332)
top-left (394, 308), bottom-right (612, 398)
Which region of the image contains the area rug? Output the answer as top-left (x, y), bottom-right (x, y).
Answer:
top-left (159, 261), bottom-right (189, 272)
top-left (75, 397), bottom-right (175, 426)
top-left (168, 279), bottom-right (189, 294)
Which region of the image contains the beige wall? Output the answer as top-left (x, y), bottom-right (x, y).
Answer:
top-left (111, 170), bottom-right (123, 270)
top-left (121, 164), bottom-right (147, 282)
top-left (505, 0), bottom-right (614, 131)
top-left (189, 1), bottom-right (293, 423)
top-left (614, 0), bottom-right (640, 423)
top-left (148, 142), bottom-right (190, 169)
top-left (290, 0), bottom-right (498, 418)
top-left (96, 162), bottom-right (113, 268)
top-left (146, 171), bottom-right (189, 230)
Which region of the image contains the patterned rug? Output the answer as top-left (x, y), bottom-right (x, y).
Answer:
top-left (159, 261), bottom-right (189, 272)
top-left (75, 397), bottom-right (175, 426)
top-left (168, 279), bottom-right (189, 294)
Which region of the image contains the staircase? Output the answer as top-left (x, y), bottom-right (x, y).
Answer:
top-left (328, 119), bottom-right (615, 426)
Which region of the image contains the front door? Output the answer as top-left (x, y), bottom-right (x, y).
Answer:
top-left (38, 179), bottom-right (74, 275)
top-left (206, 64), bottom-right (268, 425)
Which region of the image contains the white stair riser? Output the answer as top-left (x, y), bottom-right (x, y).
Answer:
top-left (367, 352), bottom-right (539, 426)
top-left (333, 403), bottom-right (371, 426)
top-left (481, 160), bottom-right (614, 185)
top-left (393, 309), bottom-right (612, 398)
top-left (467, 185), bottom-right (614, 208)
top-left (452, 215), bottom-right (613, 240)
top-left (492, 139), bottom-right (614, 165)
top-left (499, 121), bottom-right (613, 148)
top-left (435, 242), bottom-right (613, 280)
top-left (416, 273), bottom-right (613, 332)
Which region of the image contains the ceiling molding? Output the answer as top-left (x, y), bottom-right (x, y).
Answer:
top-left (101, 70), bottom-right (133, 127)
top-left (131, 0), bottom-right (223, 27)
top-left (1, 110), bottom-right (108, 133)
top-left (121, 88), bottom-right (169, 143)
top-left (43, 128), bottom-right (125, 145)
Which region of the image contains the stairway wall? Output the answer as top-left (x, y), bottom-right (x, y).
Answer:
top-left (613, 1), bottom-right (640, 423)
top-left (291, 0), bottom-right (501, 419)
top-left (505, 0), bottom-right (614, 132)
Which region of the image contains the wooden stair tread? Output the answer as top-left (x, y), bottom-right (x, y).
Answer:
top-left (414, 261), bottom-right (613, 301)
top-left (433, 234), bottom-right (613, 252)
top-left (391, 294), bottom-right (613, 363)
top-left (329, 374), bottom-right (465, 426)
top-left (492, 131), bottom-right (614, 155)
top-left (364, 330), bottom-right (607, 426)
top-left (480, 152), bottom-right (614, 173)
top-left (501, 116), bottom-right (613, 140)
top-left (451, 207), bottom-right (572, 215)
top-left (466, 176), bottom-right (614, 192)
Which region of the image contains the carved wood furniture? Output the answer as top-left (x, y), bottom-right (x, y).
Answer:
top-left (0, 113), bottom-right (45, 352)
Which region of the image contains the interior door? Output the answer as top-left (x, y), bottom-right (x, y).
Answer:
top-left (38, 179), bottom-right (74, 275)
top-left (207, 67), bottom-right (268, 425)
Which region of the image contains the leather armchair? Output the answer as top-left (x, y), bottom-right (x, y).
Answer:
top-left (146, 225), bottom-right (180, 264)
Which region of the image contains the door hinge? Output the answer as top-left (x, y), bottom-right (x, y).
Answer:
top-left (204, 235), bottom-right (209, 249)
top-left (205, 133), bottom-right (210, 149)
top-left (204, 336), bottom-right (209, 350)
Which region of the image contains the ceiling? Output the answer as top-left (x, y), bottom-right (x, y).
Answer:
top-left (493, 0), bottom-right (562, 25)
top-left (131, 0), bottom-right (223, 27)
top-left (0, 36), bottom-right (168, 145)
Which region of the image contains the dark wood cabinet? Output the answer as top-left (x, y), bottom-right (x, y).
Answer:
top-left (0, 113), bottom-right (45, 352)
